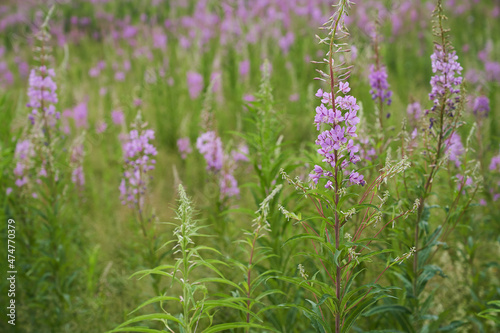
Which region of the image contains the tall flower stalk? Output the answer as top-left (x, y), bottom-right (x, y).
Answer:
top-left (368, 27), bottom-right (392, 129)
top-left (315, 2), bottom-right (362, 330)
top-left (118, 112), bottom-right (164, 294)
top-left (196, 77), bottom-right (246, 213)
top-left (401, 2), bottom-right (472, 330)
top-left (14, 6), bottom-right (60, 199)
top-left (279, 1), bottom-right (416, 332)
top-left (9, 6), bottom-right (86, 330)
top-left (415, 0), bottom-right (463, 298)
top-left (119, 113), bottom-right (158, 237)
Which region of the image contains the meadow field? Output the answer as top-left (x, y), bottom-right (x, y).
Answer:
top-left (1, 0), bottom-right (499, 332)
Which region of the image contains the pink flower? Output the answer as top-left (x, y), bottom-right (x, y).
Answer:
top-left (115, 71), bottom-right (125, 81)
top-left (196, 131), bottom-right (223, 171)
top-left (73, 102), bottom-right (88, 128)
top-left (243, 94), bottom-right (255, 102)
top-left (349, 171), bottom-right (365, 186)
top-left (490, 153), bottom-right (500, 171)
top-left (177, 137), bottom-right (192, 159)
top-left (446, 133), bottom-right (464, 168)
top-left (120, 124), bottom-right (157, 207)
top-left (239, 60), bottom-right (250, 77)
top-left (112, 110), bottom-right (124, 125)
top-left (338, 81), bottom-right (351, 94)
top-left (96, 121), bottom-right (107, 134)
top-left (187, 71), bottom-right (204, 99)
top-left (231, 144), bottom-right (249, 162)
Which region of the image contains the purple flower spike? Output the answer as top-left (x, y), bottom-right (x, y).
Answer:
top-left (368, 64), bottom-right (392, 106)
top-left (309, 165), bottom-right (323, 184)
top-left (407, 102), bottom-right (421, 120)
top-left (312, 74), bottom-right (363, 188)
top-left (26, 66), bottom-right (59, 127)
top-left (445, 132), bottom-right (464, 168)
top-left (177, 137), bottom-right (192, 159)
top-left (196, 131), bottom-right (223, 171)
top-left (489, 152), bottom-right (500, 172)
top-left (120, 122), bottom-right (158, 208)
top-left (13, 140), bottom-right (34, 188)
top-left (472, 96), bottom-right (490, 118)
top-left (349, 171), bottom-right (365, 186)
top-left (187, 71), bottom-right (204, 99)
top-left (428, 45), bottom-right (463, 116)
top-left (112, 110), bottom-right (125, 125)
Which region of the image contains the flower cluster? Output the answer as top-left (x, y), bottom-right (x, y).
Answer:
top-left (368, 64), bottom-right (392, 106)
top-left (490, 152), bottom-right (500, 172)
top-left (196, 131), bottom-right (248, 199)
top-left (11, 21), bottom-right (64, 198)
top-left (119, 124), bottom-right (157, 208)
top-left (310, 81), bottom-right (365, 187)
top-left (472, 95), bottom-right (490, 118)
top-left (407, 102), bottom-right (422, 120)
top-left (219, 144), bottom-right (249, 199)
top-left (177, 137), bottom-right (192, 159)
top-left (219, 166), bottom-right (239, 199)
top-left (489, 151), bottom-right (500, 201)
top-left (231, 143), bottom-right (249, 163)
top-left (456, 173), bottom-right (473, 190)
top-left (13, 140), bottom-right (34, 188)
top-left (359, 137), bottom-right (377, 161)
top-left (27, 66), bottom-right (59, 126)
top-left (428, 45), bottom-right (463, 116)
top-left (196, 131), bottom-right (223, 171)
top-left (187, 71), bottom-right (204, 99)
top-left (70, 136), bottom-right (85, 187)
top-left (445, 132), bottom-right (464, 167)
top-left (14, 65), bottom-right (61, 195)
top-left (111, 110), bottom-right (125, 125)
top-left (73, 101), bottom-right (88, 128)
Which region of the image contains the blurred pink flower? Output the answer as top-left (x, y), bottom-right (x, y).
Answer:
top-left (112, 110), bottom-right (124, 125)
top-left (186, 71), bottom-right (204, 99)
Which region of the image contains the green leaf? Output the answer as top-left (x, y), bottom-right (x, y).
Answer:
top-left (115, 313), bottom-right (181, 329)
top-left (283, 234), bottom-right (323, 247)
top-left (129, 296), bottom-right (181, 315)
top-left (202, 322), bottom-right (279, 333)
top-left (342, 298), bottom-right (378, 333)
top-left (363, 330), bottom-right (406, 333)
top-left (107, 328), bottom-right (165, 333)
top-left (196, 277), bottom-right (244, 293)
top-left (363, 304), bottom-right (411, 317)
top-left (203, 300), bottom-right (261, 321)
top-left (334, 249), bottom-right (343, 266)
top-left (438, 320), bottom-right (466, 331)
top-left (255, 289), bottom-right (286, 301)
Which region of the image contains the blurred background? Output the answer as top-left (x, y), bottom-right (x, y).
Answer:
top-left (0, 0), bottom-right (499, 332)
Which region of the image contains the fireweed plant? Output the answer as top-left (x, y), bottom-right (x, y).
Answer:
top-left (119, 112), bottom-right (158, 238)
top-left (471, 94), bottom-right (491, 174)
top-left (277, 1), bottom-right (419, 332)
top-left (195, 78), bottom-right (249, 237)
top-left (7, 7), bottom-right (87, 330)
top-left (1, 0), bottom-right (500, 332)
top-left (377, 2), bottom-right (483, 331)
top-left (368, 26), bottom-right (393, 131)
top-left (119, 112), bottom-right (167, 293)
